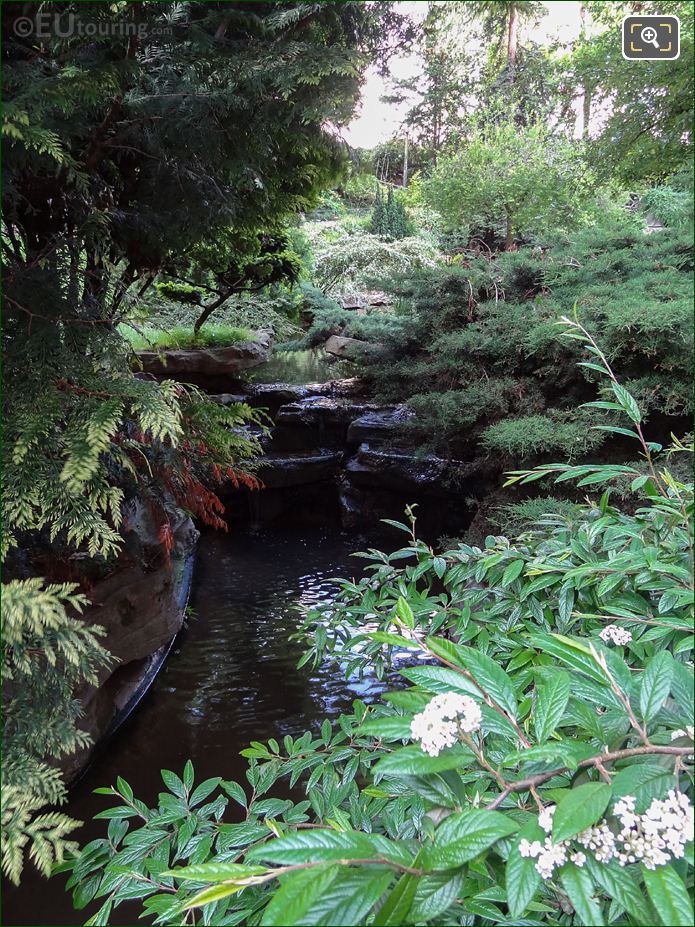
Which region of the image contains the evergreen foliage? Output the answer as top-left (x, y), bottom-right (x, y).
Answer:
top-left (369, 184), bottom-right (411, 239)
top-left (2, 580), bottom-right (110, 885)
top-left (304, 208), bottom-right (693, 457)
top-left (2, 0), bottom-right (403, 883)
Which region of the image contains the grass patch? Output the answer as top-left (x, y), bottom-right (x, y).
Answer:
top-left (120, 323), bottom-right (256, 350)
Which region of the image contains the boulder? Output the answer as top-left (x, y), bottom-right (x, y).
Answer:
top-left (276, 397), bottom-right (382, 430)
top-left (136, 330), bottom-right (272, 379)
top-left (347, 407), bottom-right (413, 445)
top-left (243, 377), bottom-right (366, 415)
top-left (345, 443), bottom-right (478, 496)
top-left (324, 335), bottom-right (365, 359)
top-left (208, 392), bottom-right (247, 406)
top-left (267, 398), bottom-right (384, 452)
top-left (61, 510), bottom-right (198, 781)
top-left (257, 450), bottom-right (342, 488)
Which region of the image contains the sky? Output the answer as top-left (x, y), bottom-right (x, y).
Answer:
top-left (343, 1), bottom-right (585, 149)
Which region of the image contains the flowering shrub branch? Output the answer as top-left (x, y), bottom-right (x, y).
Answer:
top-left (61, 326), bottom-right (693, 925)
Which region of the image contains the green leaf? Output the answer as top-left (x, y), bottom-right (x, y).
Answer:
top-left (301, 868), bottom-right (394, 926)
top-left (409, 872), bottom-right (464, 922)
top-left (165, 862), bottom-right (267, 883)
top-left (530, 633), bottom-right (611, 689)
top-left (640, 651), bottom-right (674, 723)
top-left (425, 810), bottom-right (518, 870)
top-left (373, 872), bottom-right (418, 926)
top-left (189, 777), bottom-right (222, 807)
top-left (92, 806), bottom-right (136, 820)
top-left (400, 665), bottom-right (479, 698)
top-left (367, 631), bottom-right (418, 649)
top-left (358, 717), bottom-right (413, 740)
top-left (246, 831), bottom-right (398, 866)
top-left (183, 882), bottom-right (247, 909)
top-left (115, 777), bottom-right (133, 802)
top-left (183, 760), bottom-right (194, 792)
top-left (425, 638), bottom-right (517, 719)
top-left (506, 821), bottom-right (544, 918)
top-left (585, 857), bottom-right (645, 922)
top-left (221, 780), bottom-right (247, 807)
top-left (552, 783), bottom-right (612, 843)
top-left (373, 744), bottom-right (474, 780)
top-left (642, 864), bottom-right (694, 926)
top-left (501, 559), bottom-right (525, 586)
top-left (612, 383), bottom-right (641, 424)
top-left (612, 763), bottom-right (675, 813)
top-left (161, 769), bottom-right (187, 799)
top-left (396, 596), bottom-right (415, 629)
top-left (533, 671), bottom-right (570, 743)
top-left (261, 865), bottom-right (338, 926)
top-left (560, 864), bottom-right (602, 925)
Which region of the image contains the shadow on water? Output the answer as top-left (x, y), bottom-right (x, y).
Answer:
top-left (2, 519), bottom-right (404, 926)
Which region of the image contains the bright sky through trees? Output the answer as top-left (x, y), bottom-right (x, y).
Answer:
top-left (345, 0), bottom-right (585, 147)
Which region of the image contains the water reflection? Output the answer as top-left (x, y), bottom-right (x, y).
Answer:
top-left (3, 521), bottom-right (400, 926)
top-left (247, 348), bottom-right (353, 385)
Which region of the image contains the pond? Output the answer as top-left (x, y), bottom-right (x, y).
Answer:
top-left (2, 519), bottom-right (405, 926)
top-left (246, 348), bottom-right (353, 384)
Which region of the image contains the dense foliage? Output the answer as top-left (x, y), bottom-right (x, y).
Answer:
top-left (425, 122), bottom-right (593, 247)
top-left (2, 4), bottom-right (693, 927)
top-left (301, 205), bottom-right (693, 460)
top-left (2, 0), bottom-right (403, 884)
top-left (63, 328), bottom-right (694, 926)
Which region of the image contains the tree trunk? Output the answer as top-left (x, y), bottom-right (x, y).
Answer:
top-left (507, 3), bottom-right (519, 81)
top-left (402, 134), bottom-right (409, 188)
top-left (193, 290), bottom-right (232, 335)
top-left (579, 4), bottom-right (591, 139)
top-left (582, 88), bottom-right (591, 139)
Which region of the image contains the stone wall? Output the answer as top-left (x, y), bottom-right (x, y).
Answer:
top-left (217, 379), bottom-right (487, 537)
top-left (61, 507), bottom-right (198, 782)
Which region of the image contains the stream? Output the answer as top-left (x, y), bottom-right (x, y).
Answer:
top-left (3, 519), bottom-right (403, 926)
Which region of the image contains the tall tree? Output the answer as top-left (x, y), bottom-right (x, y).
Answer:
top-left (568, 0), bottom-right (694, 183)
top-left (1, 0), bottom-right (407, 883)
top-left (383, 3), bottom-right (469, 164)
top-left (464, 1), bottom-right (545, 84)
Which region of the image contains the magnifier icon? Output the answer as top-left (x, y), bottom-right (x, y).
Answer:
top-left (641, 26), bottom-right (660, 48)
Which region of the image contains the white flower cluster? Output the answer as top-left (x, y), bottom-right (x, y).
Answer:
top-left (519, 792), bottom-right (694, 880)
top-left (410, 692), bottom-right (482, 757)
top-left (595, 792), bottom-right (695, 869)
top-left (519, 806), bottom-right (571, 879)
top-left (671, 725), bottom-right (694, 741)
top-left (599, 624), bottom-right (632, 645)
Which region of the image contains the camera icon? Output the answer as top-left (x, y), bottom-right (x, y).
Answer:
top-left (623, 15), bottom-right (680, 60)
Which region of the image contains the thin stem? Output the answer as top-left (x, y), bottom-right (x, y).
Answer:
top-left (487, 745), bottom-right (692, 810)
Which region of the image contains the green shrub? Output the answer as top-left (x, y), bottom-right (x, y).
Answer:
top-left (154, 281), bottom-right (204, 304)
top-left (305, 205), bottom-right (693, 457)
top-left (640, 183), bottom-right (694, 228)
top-left (369, 184), bottom-right (412, 239)
top-left (62, 325), bottom-right (694, 926)
top-left (481, 412), bottom-right (605, 460)
top-left (120, 324), bottom-right (255, 351)
top-left (490, 496), bottom-right (582, 533)
top-left (341, 171), bottom-right (378, 208)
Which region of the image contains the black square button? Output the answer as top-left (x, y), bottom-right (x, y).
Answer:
top-left (623, 15), bottom-right (680, 60)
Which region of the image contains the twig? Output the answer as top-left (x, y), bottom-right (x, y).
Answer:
top-left (487, 745), bottom-right (692, 810)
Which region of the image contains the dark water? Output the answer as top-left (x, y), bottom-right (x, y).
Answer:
top-left (2, 521), bottom-right (403, 927)
top-left (247, 348), bottom-right (353, 384)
